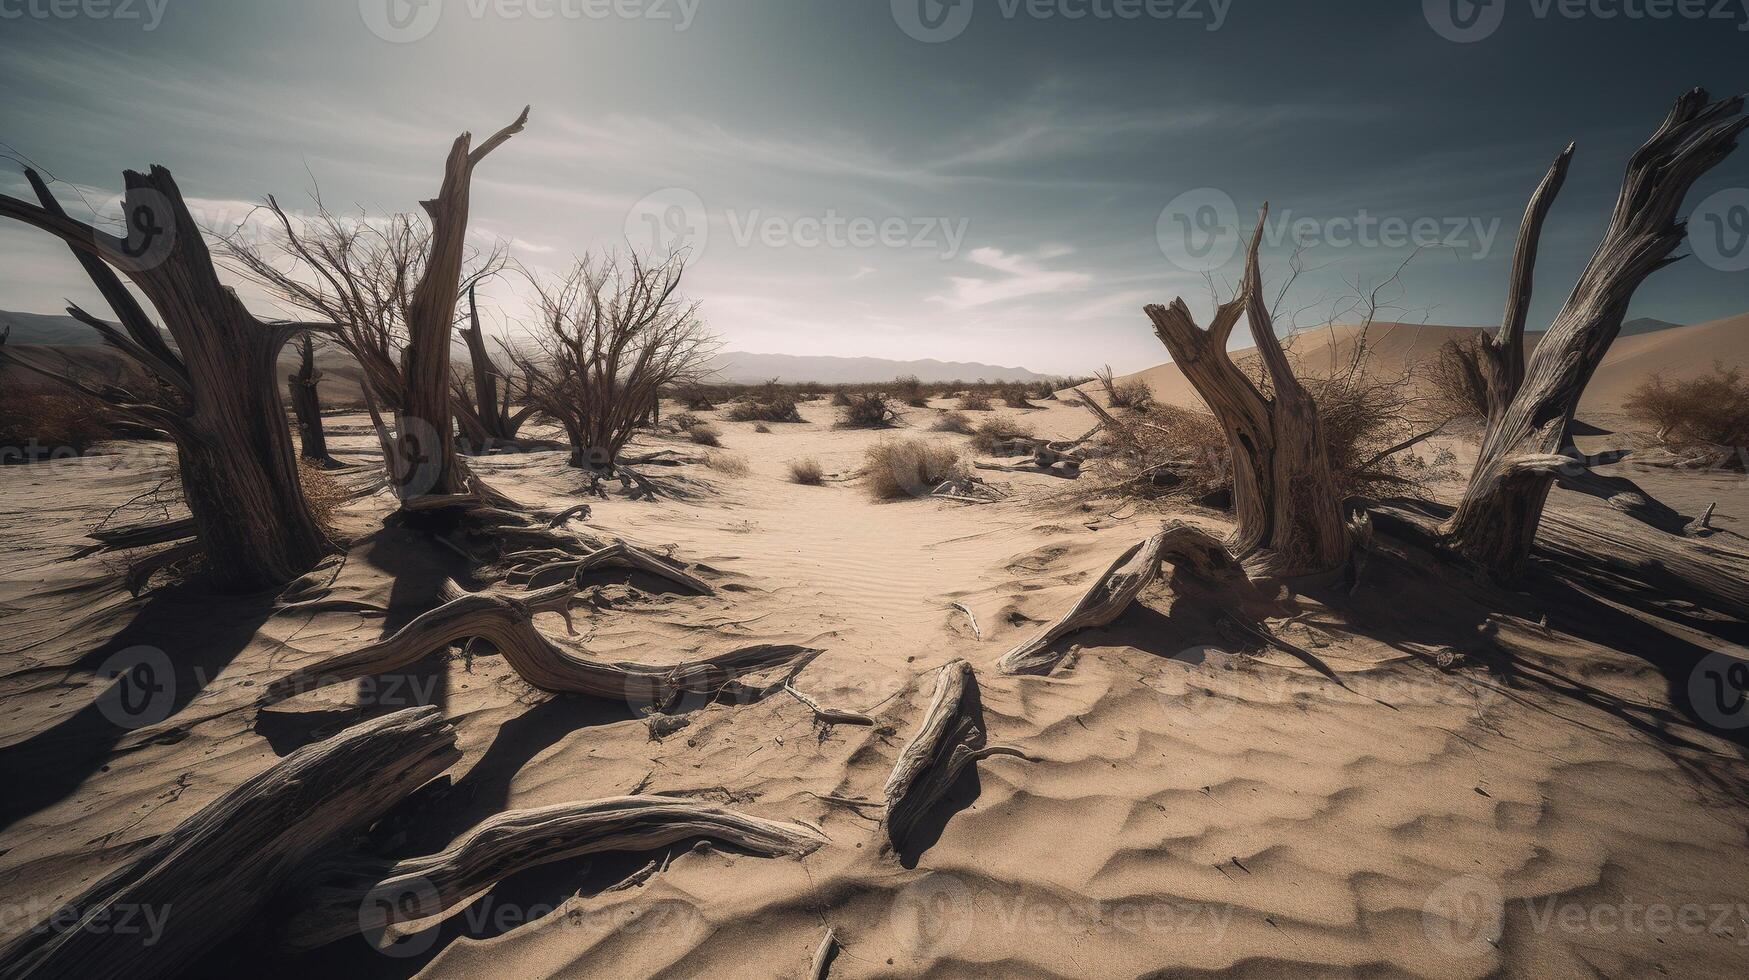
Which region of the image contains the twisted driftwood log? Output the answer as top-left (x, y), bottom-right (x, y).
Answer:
top-left (259, 581), bottom-right (817, 708)
top-left (882, 659), bottom-right (1030, 850)
top-left (997, 521), bottom-right (1241, 675)
top-left (0, 707), bottom-right (461, 980)
top-left (507, 540), bottom-right (715, 595)
top-left (280, 796), bottom-right (827, 951)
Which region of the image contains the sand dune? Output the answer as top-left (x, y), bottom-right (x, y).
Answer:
top-left (1111, 313), bottom-right (1749, 419)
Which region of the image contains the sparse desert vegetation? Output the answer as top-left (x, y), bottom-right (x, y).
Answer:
top-left (861, 437), bottom-right (964, 500)
top-left (0, 16), bottom-right (1745, 979)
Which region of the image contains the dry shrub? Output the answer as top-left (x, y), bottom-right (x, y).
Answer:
top-left (671, 412), bottom-right (702, 431)
top-left (725, 394), bottom-right (802, 423)
top-left (788, 457), bottom-right (824, 485)
top-left (688, 423), bottom-right (722, 446)
top-left (1095, 365), bottom-right (1152, 410)
top-left (297, 458), bottom-right (345, 536)
top-left (894, 374), bottom-right (929, 408)
top-left (829, 387), bottom-right (852, 407)
top-left (1089, 375), bottom-right (1425, 501)
top-left (678, 384), bottom-right (716, 410)
top-left (0, 390), bottom-right (113, 462)
top-left (862, 438), bottom-right (963, 500)
top-left (971, 416), bottom-right (1036, 454)
top-left (957, 391), bottom-right (993, 411)
top-left (706, 452), bottom-right (750, 477)
top-left (1625, 364), bottom-right (1749, 450)
top-left (931, 410), bottom-right (975, 434)
top-left (753, 422), bottom-right (771, 434)
top-left (1428, 336), bottom-right (1490, 420)
top-left (839, 392), bottom-right (900, 428)
top-left (999, 383), bottom-right (1035, 409)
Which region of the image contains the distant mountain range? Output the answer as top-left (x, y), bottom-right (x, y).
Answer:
top-left (705, 351), bottom-right (1050, 385)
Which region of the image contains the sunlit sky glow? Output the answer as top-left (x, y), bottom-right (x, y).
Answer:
top-left (2, 0), bottom-right (1745, 374)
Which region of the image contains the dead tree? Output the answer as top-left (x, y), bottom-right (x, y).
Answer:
top-left (0, 169), bottom-right (329, 592)
top-left (224, 107), bottom-right (528, 506)
top-left (519, 251), bottom-right (717, 473)
top-left (286, 333), bottom-right (331, 463)
top-left (1441, 89), bottom-right (1746, 577)
top-left (452, 284), bottom-right (538, 452)
top-left (1145, 206), bottom-right (1354, 576)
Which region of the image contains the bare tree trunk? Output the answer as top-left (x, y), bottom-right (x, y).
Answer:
top-left (394, 107), bottom-right (527, 500)
top-left (456, 284), bottom-right (506, 447)
top-left (1442, 90), bottom-right (1746, 577)
top-left (0, 167), bottom-right (329, 592)
top-left (1145, 206), bottom-right (1352, 576)
top-left (286, 333), bottom-right (330, 462)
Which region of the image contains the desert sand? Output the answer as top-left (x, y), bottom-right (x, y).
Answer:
top-left (3, 388), bottom-right (1748, 978)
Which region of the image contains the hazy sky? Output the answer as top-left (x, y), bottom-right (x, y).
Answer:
top-left (2, 0), bottom-right (1745, 374)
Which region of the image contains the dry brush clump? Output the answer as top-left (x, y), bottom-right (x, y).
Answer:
top-left (788, 457), bottom-right (825, 485)
top-left (705, 451), bottom-right (751, 477)
top-left (862, 438), bottom-right (964, 500)
top-left (971, 416), bottom-right (1036, 454)
top-left (0, 389), bottom-right (114, 462)
top-left (957, 391), bottom-right (993, 411)
top-left (839, 392), bottom-right (901, 428)
top-left (1624, 365), bottom-right (1749, 463)
top-left (688, 423), bottom-right (723, 446)
top-left (724, 393), bottom-right (803, 423)
top-left (931, 410), bottom-right (975, 435)
top-left (998, 383), bottom-right (1035, 409)
top-left (894, 374), bottom-right (930, 408)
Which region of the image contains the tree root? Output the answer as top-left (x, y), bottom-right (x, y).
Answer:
top-left (997, 521), bottom-right (1240, 675)
top-left (882, 659), bottom-right (1032, 851)
top-left (68, 517), bottom-right (196, 560)
top-left (259, 581), bottom-right (818, 709)
top-left (507, 540), bottom-right (716, 595)
top-left (279, 796), bottom-right (828, 951)
top-left (0, 707), bottom-right (462, 980)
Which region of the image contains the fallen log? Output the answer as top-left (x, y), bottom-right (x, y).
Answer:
top-left (882, 659), bottom-right (1030, 850)
top-left (0, 707), bottom-right (461, 980)
top-left (997, 521), bottom-right (1240, 675)
top-left (279, 796), bottom-right (828, 951)
top-left (259, 582), bottom-right (818, 708)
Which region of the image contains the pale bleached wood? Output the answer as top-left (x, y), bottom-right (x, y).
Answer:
top-left (997, 521), bottom-right (1241, 675)
top-left (882, 659), bottom-right (1031, 850)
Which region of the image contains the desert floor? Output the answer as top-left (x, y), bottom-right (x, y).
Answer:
top-left (3, 396), bottom-right (1749, 979)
